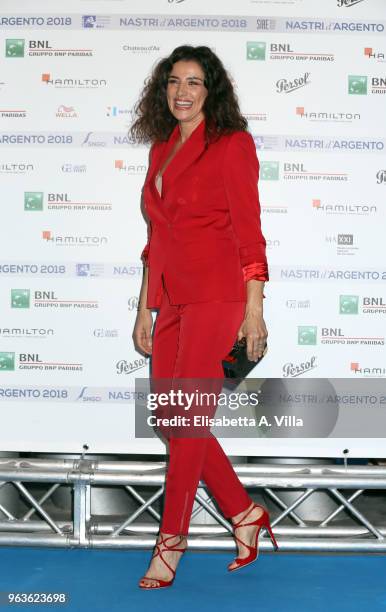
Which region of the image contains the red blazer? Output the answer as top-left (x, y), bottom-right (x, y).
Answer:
top-left (141, 118), bottom-right (268, 309)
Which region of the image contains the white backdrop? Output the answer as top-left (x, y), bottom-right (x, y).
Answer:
top-left (0, 0), bottom-right (385, 457)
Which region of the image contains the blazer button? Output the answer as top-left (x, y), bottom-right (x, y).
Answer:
top-left (177, 197), bottom-right (186, 205)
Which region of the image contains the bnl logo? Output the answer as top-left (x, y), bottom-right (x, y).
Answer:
top-left (260, 161), bottom-right (279, 180)
top-left (0, 353), bottom-right (15, 370)
top-left (11, 289), bottom-right (30, 308)
top-left (298, 326), bottom-right (317, 345)
top-left (339, 295), bottom-right (359, 314)
top-left (247, 42), bottom-right (266, 60)
top-left (25, 192), bottom-right (43, 210)
top-left (348, 75), bottom-right (367, 95)
top-left (5, 39), bottom-right (25, 57)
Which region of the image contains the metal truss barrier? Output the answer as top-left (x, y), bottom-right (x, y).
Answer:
top-left (0, 457), bottom-right (385, 552)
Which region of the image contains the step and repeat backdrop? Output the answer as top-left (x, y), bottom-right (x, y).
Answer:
top-left (0, 0), bottom-right (385, 456)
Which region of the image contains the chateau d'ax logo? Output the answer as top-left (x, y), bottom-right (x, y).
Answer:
top-left (276, 72), bottom-right (310, 93)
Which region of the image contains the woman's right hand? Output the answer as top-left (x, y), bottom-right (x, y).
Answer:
top-left (133, 309), bottom-right (153, 355)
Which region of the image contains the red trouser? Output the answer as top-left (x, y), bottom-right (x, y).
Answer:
top-left (151, 277), bottom-right (253, 535)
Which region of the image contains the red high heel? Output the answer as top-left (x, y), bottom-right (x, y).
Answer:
top-left (138, 533), bottom-right (187, 589)
top-left (228, 502), bottom-right (279, 572)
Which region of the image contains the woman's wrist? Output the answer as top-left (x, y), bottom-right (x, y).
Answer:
top-left (136, 303), bottom-right (149, 314)
top-left (245, 304), bottom-right (263, 318)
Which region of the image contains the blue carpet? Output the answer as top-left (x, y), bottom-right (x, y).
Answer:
top-left (0, 548), bottom-right (385, 612)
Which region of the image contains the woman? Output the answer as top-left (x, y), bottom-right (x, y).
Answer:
top-left (131, 45), bottom-right (278, 590)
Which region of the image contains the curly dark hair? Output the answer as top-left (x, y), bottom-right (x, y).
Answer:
top-left (129, 45), bottom-right (248, 145)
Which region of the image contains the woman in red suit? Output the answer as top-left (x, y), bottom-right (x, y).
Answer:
top-left (131, 45), bottom-right (278, 589)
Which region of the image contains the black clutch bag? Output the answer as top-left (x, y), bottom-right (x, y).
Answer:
top-left (222, 338), bottom-right (267, 381)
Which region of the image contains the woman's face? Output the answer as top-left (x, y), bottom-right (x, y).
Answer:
top-left (166, 60), bottom-right (208, 124)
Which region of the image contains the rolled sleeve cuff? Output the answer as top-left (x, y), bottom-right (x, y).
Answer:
top-left (242, 261), bottom-right (268, 298)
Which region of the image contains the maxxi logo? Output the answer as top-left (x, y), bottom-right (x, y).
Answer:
top-left (338, 234), bottom-right (354, 245)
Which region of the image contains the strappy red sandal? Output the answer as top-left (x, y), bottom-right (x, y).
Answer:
top-left (139, 533), bottom-right (187, 589)
top-left (228, 502), bottom-right (279, 572)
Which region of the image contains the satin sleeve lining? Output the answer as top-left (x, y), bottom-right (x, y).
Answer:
top-left (242, 262), bottom-right (268, 298)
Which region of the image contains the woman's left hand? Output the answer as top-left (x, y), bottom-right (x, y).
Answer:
top-left (237, 311), bottom-right (268, 361)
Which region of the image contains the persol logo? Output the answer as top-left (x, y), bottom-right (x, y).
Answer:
top-left (337, 0), bottom-right (365, 7)
top-left (282, 356), bottom-right (317, 377)
top-left (276, 72), bottom-right (310, 94)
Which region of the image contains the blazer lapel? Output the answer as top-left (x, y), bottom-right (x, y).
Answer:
top-left (162, 117), bottom-right (207, 194)
top-left (146, 118), bottom-right (207, 221)
top-left (146, 125), bottom-right (180, 217)
top-left (158, 118), bottom-right (207, 200)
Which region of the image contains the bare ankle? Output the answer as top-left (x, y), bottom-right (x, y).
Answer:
top-left (231, 501), bottom-right (254, 524)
